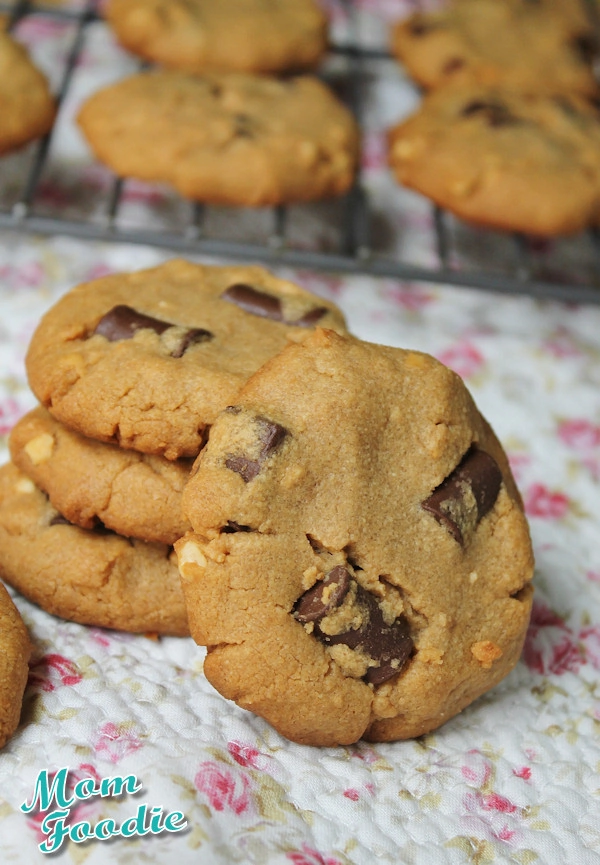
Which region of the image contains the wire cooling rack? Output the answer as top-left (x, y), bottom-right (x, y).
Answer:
top-left (1, 0), bottom-right (600, 304)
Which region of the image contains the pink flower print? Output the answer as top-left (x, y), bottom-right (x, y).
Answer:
top-left (513, 766), bottom-right (531, 781)
top-left (541, 327), bottom-right (582, 358)
top-left (580, 625), bottom-right (600, 669)
top-left (460, 750), bottom-right (493, 788)
top-left (587, 571), bottom-right (600, 584)
top-left (28, 654), bottom-right (83, 692)
top-left (194, 761), bottom-right (252, 816)
top-left (385, 282), bottom-right (434, 311)
top-left (523, 601), bottom-right (583, 676)
top-left (286, 844), bottom-right (343, 865)
top-left (92, 722), bottom-right (143, 764)
top-left (0, 398), bottom-right (25, 436)
top-left (481, 793), bottom-right (517, 814)
top-left (227, 741), bottom-right (265, 770)
top-left (506, 453), bottom-right (531, 484)
top-left (437, 341), bottom-right (485, 379)
top-left (523, 483), bottom-right (570, 520)
top-left (557, 419), bottom-right (600, 451)
top-left (343, 788), bottom-right (360, 801)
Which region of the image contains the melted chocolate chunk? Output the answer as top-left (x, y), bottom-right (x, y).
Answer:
top-left (222, 284), bottom-right (326, 328)
top-left (225, 416), bottom-right (288, 483)
top-left (461, 100), bottom-right (518, 127)
top-left (93, 305), bottom-right (213, 357)
top-left (294, 566), bottom-right (413, 686)
top-left (422, 449), bottom-right (502, 546)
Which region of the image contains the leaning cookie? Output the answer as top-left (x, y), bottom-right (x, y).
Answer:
top-left (25, 259), bottom-right (347, 460)
top-left (10, 406), bottom-right (192, 544)
top-left (0, 31), bottom-right (56, 156)
top-left (388, 86), bottom-right (600, 237)
top-left (0, 463), bottom-right (188, 636)
top-left (105, 0), bottom-right (328, 75)
top-left (0, 581), bottom-right (31, 750)
top-left (391, 0), bottom-right (599, 96)
top-left (77, 70), bottom-right (359, 207)
top-left (176, 329), bottom-right (534, 746)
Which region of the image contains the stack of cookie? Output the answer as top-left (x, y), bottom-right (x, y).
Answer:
top-left (75, 0), bottom-right (361, 208)
top-left (387, 0), bottom-right (600, 236)
top-left (0, 258), bottom-right (347, 640)
top-left (0, 257), bottom-right (536, 748)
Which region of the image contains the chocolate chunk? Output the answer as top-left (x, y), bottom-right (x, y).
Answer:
top-left (170, 328), bottom-right (213, 358)
top-left (222, 283), bottom-right (326, 328)
top-left (294, 566), bottom-right (351, 623)
top-left (225, 416), bottom-right (288, 483)
top-left (94, 305), bottom-right (171, 341)
top-left (461, 100), bottom-right (518, 127)
top-left (443, 57), bottom-right (466, 75)
top-left (221, 521), bottom-right (253, 533)
top-left (93, 305), bottom-right (213, 357)
top-left (291, 306), bottom-right (328, 328)
top-left (422, 449), bottom-right (502, 546)
top-left (572, 33), bottom-right (598, 65)
top-left (222, 285), bottom-right (284, 321)
top-left (293, 567), bottom-right (413, 686)
top-left (49, 513), bottom-right (72, 527)
top-left (224, 455), bottom-right (262, 483)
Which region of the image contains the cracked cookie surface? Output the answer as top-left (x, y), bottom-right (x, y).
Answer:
top-left (0, 31), bottom-right (55, 156)
top-left (77, 70), bottom-right (360, 206)
top-left (388, 86), bottom-right (600, 236)
top-left (25, 259), bottom-right (347, 459)
top-left (176, 329), bottom-right (534, 746)
top-left (0, 580), bottom-right (30, 750)
top-left (391, 0), bottom-right (599, 96)
top-left (10, 406), bottom-right (192, 544)
top-left (105, 0), bottom-right (328, 75)
top-left (0, 463), bottom-right (189, 635)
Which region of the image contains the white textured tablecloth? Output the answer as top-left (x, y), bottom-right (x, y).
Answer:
top-left (1, 1), bottom-right (600, 862)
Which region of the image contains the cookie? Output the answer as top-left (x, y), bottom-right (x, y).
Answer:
top-left (105, 0), bottom-right (328, 75)
top-left (0, 31), bottom-right (56, 156)
top-left (25, 259), bottom-right (348, 460)
top-left (388, 86), bottom-right (600, 236)
top-left (0, 580), bottom-right (31, 750)
top-left (391, 0), bottom-right (599, 96)
top-left (176, 328), bottom-right (534, 746)
top-left (77, 70), bottom-right (359, 206)
top-left (0, 463), bottom-right (189, 635)
top-left (9, 406), bottom-right (192, 544)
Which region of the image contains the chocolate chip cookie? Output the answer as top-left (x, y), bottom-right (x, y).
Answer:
top-left (176, 329), bottom-right (534, 746)
top-left (25, 259), bottom-right (348, 460)
top-left (105, 0), bottom-right (328, 75)
top-left (77, 71), bottom-right (359, 206)
top-left (9, 406), bottom-right (192, 544)
top-left (0, 580), bottom-right (30, 750)
top-left (391, 0), bottom-right (599, 96)
top-left (0, 31), bottom-right (56, 156)
top-left (0, 463), bottom-right (189, 635)
top-left (388, 86), bottom-right (600, 236)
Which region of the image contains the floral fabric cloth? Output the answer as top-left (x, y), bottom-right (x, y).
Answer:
top-left (0, 1), bottom-right (600, 863)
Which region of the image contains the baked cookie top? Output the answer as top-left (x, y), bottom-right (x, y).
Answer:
top-left (105, 0), bottom-right (328, 75)
top-left (388, 86), bottom-right (600, 236)
top-left (25, 259), bottom-right (348, 460)
top-left (0, 31), bottom-right (56, 156)
top-left (176, 329), bottom-right (534, 746)
top-left (0, 463), bottom-right (189, 636)
top-left (10, 407), bottom-right (192, 545)
top-left (77, 70), bottom-right (359, 206)
top-left (391, 0), bottom-right (599, 96)
top-left (0, 580), bottom-right (30, 750)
